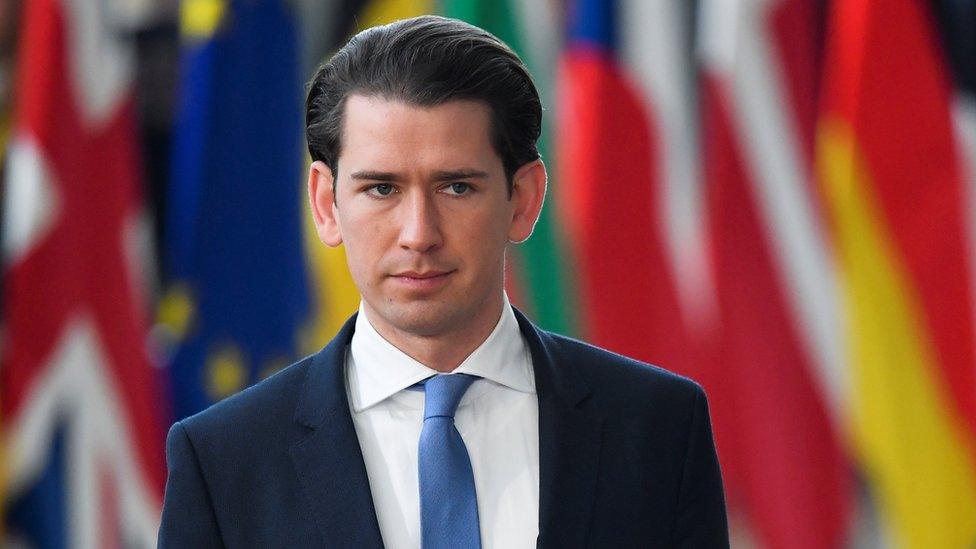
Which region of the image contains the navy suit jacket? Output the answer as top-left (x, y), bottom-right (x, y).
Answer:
top-left (158, 309), bottom-right (729, 547)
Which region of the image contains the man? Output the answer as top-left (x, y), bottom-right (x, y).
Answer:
top-left (158, 15), bottom-right (728, 548)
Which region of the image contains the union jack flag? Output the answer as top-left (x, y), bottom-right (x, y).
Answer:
top-left (2, 0), bottom-right (168, 546)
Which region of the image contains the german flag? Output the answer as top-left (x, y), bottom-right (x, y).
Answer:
top-left (817, 0), bottom-right (976, 545)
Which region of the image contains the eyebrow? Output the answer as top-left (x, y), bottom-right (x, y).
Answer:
top-left (349, 169), bottom-right (491, 182)
top-left (431, 169), bottom-right (490, 181)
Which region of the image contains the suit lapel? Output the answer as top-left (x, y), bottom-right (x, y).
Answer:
top-left (514, 310), bottom-right (605, 549)
top-left (289, 314), bottom-right (385, 548)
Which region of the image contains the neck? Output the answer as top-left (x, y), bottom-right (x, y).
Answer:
top-left (364, 294), bottom-right (505, 372)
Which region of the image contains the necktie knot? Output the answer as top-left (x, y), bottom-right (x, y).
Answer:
top-left (423, 373), bottom-right (477, 420)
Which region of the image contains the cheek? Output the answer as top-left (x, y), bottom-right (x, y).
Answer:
top-left (337, 211), bottom-right (388, 281)
top-left (453, 208), bottom-right (510, 265)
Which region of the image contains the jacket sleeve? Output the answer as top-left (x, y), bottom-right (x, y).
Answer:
top-left (158, 421), bottom-right (225, 548)
top-left (671, 386), bottom-right (730, 547)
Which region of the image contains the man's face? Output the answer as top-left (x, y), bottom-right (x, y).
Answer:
top-left (308, 95), bottom-right (545, 340)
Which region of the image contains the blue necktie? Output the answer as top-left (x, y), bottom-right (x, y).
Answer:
top-left (418, 374), bottom-right (481, 549)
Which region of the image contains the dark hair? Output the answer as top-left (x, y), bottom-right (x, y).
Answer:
top-left (305, 15), bottom-right (542, 192)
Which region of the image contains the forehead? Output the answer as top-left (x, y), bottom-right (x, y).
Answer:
top-left (339, 94), bottom-right (500, 171)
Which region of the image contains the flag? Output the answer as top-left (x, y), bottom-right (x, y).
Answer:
top-left (1, 0), bottom-right (167, 545)
top-left (817, 0), bottom-right (976, 545)
top-left (161, 0), bottom-right (311, 420)
top-left (697, 0), bottom-right (851, 546)
top-left (556, 0), bottom-right (691, 368)
top-left (933, 0), bottom-right (976, 364)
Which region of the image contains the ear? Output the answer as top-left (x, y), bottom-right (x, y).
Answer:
top-left (308, 160), bottom-right (343, 246)
top-left (508, 159), bottom-right (547, 243)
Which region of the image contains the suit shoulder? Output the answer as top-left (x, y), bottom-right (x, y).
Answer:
top-left (543, 331), bottom-right (704, 403)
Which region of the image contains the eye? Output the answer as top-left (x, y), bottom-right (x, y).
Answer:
top-left (443, 182), bottom-right (472, 196)
top-left (368, 183), bottom-right (395, 197)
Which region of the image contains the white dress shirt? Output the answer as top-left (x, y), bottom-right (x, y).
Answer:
top-left (345, 295), bottom-right (540, 549)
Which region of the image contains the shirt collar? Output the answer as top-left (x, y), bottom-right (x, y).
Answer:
top-left (347, 293), bottom-right (535, 412)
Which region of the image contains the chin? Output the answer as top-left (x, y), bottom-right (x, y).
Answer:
top-left (381, 301), bottom-right (461, 337)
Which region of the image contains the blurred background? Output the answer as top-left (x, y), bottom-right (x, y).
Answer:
top-left (1, 0), bottom-right (975, 547)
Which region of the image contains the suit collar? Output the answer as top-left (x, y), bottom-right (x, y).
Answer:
top-left (290, 313), bottom-right (385, 547)
top-left (293, 313), bottom-right (357, 428)
top-left (511, 308), bottom-right (590, 406)
top-left (292, 308), bottom-right (603, 548)
top-left (513, 309), bottom-right (605, 548)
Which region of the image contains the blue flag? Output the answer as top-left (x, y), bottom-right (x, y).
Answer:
top-left (163, 0), bottom-right (310, 420)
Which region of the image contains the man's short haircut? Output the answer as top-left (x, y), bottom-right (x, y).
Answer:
top-left (305, 15), bottom-right (542, 191)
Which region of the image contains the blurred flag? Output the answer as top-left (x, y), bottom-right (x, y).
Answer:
top-left (161, 0), bottom-right (311, 420)
top-left (0, 0), bottom-right (167, 545)
top-left (556, 0), bottom-right (691, 369)
top-left (697, 0), bottom-right (851, 547)
top-left (934, 0), bottom-right (976, 352)
top-left (817, 0), bottom-right (976, 545)
top-left (360, 0), bottom-right (432, 28)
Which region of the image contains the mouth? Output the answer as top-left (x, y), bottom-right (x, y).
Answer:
top-left (389, 269), bottom-right (456, 291)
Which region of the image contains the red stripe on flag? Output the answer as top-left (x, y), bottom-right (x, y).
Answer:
top-left (701, 74), bottom-right (850, 549)
top-left (769, 0), bottom-right (823, 168)
top-left (556, 47), bottom-right (688, 370)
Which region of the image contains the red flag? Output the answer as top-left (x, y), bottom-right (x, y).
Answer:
top-left (698, 0), bottom-right (850, 546)
top-left (557, 0), bottom-right (690, 372)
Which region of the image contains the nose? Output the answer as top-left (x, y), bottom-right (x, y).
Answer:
top-left (398, 190), bottom-right (443, 253)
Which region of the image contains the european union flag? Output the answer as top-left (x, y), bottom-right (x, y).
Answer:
top-left (162, 0), bottom-right (310, 419)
